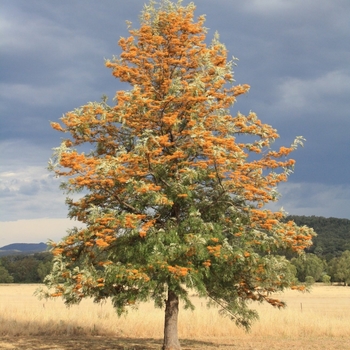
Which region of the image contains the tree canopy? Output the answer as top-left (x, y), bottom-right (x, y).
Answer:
top-left (40, 1), bottom-right (315, 348)
top-left (328, 250), bottom-right (350, 286)
top-left (0, 261), bottom-right (13, 283)
top-left (291, 253), bottom-right (325, 283)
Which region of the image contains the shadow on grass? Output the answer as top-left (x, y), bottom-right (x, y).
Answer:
top-left (0, 315), bottom-right (237, 349)
top-left (0, 335), bottom-right (234, 350)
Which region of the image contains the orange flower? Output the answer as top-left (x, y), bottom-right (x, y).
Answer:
top-left (52, 248), bottom-right (65, 256)
top-left (51, 122), bottom-right (64, 132)
top-left (96, 239), bottom-right (109, 248)
top-left (203, 260), bottom-right (211, 267)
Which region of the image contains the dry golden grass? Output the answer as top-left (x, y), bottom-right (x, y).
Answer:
top-left (0, 283), bottom-right (349, 349)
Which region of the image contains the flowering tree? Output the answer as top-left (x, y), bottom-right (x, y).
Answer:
top-left (41, 1), bottom-right (314, 349)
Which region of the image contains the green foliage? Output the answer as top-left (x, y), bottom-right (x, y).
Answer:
top-left (328, 250), bottom-right (350, 285)
top-left (287, 216), bottom-right (350, 259)
top-left (2, 216), bottom-right (348, 289)
top-left (37, 260), bottom-right (54, 282)
top-left (0, 252), bottom-right (53, 283)
top-left (321, 274), bottom-right (331, 284)
top-left (286, 216), bottom-right (350, 286)
top-left (305, 276), bottom-right (315, 285)
top-left (291, 253), bottom-right (325, 282)
top-left (0, 261), bottom-right (13, 283)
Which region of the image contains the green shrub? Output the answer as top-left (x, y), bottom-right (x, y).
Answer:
top-left (321, 274), bottom-right (331, 284)
top-left (305, 276), bottom-right (315, 285)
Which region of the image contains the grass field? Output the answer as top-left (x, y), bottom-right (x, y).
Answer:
top-left (0, 283), bottom-right (349, 349)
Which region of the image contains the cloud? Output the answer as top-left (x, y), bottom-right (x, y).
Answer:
top-left (275, 70), bottom-right (350, 114)
top-left (0, 218), bottom-right (84, 246)
top-left (0, 139), bottom-right (51, 170)
top-left (239, 0), bottom-right (298, 15)
top-left (0, 4), bottom-right (114, 110)
top-left (1, 0), bottom-right (349, 241)
top-left (267, 182), bottom-right (350, 219)
top-left (0, 9), bottom-right (105, 58)
top-left (0, 165), bottom-right (67, 221)
top-left (0, 139), bottom-right (67, 221)
top-left (0, 139), bottom-right (93, 222)
top-left (238, 0), bottom-right (350, 21)
top-left (0, 72), bottom-right (98, 108)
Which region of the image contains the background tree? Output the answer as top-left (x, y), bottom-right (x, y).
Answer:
top-left (0, 261), bottom-right (13, 283)
top-left (39, 1), bottom-right (314, 349)
top-left (3, 256), bottom-right (40, 283)
top-left (0, 252), bottom-right (52, 283)
top-left (291, 253), bottom-right (325, 283)
top-left (328, 250), bottom-right (350, 285)
top-left (321, 274), bottom-right (331, 284)
top-left (37, 253), bottom-right (54, 282)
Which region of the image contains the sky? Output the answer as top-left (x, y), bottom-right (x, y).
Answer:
top-left (0, 0), bottom-right (349, 246)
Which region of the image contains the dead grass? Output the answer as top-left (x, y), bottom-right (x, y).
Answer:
top-left (0, 283), bottom-right (349, 349)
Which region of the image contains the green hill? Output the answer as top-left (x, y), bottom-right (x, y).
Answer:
top-left (286, 216), bottom-right (350, 260)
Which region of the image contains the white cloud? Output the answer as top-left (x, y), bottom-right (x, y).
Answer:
top-left (266, 182), bottom-right (350, 219)
top-left (274, 70), bottom-right (350, 115)
top-left (0, 139), bottom-right (69, 221)
top-left (0, 218), bottom-right (84, 246)
top-left (0, 165), bottom-right (67, 221)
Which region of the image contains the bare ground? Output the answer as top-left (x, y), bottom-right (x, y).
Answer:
top-left (1, 336), bottom-right (350, 350)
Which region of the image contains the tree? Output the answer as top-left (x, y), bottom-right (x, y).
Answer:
top-left (7, 256), bottom-right (41, 283)
top-left (291, 253), bottom-right (325, 282)
top-left (39, 1), bottom-right (315, 348)
top-left (0, 262), bottom-right (13, 283)
top-left (0, 252), bottom-right (53, 283)
top-left (37, 259), bottom-right (54, 282)
top-left (328, 250), bottom-right (350, 285)
top-left (321, 274), bottom-right (331, 284)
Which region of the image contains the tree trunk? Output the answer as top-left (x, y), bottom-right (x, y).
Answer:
top-left (162, 289), bottom-right (181, 350)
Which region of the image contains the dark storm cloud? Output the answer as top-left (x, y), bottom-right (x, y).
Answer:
top-left (0, 0), bottom-right (349, 231)
top-left (196, 1), bottom-right (350, 189)
top-left (0, 0), bottom-right (132, 143)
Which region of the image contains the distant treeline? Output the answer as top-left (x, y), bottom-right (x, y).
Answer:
top-left (0, 215), bottom-right (349, 284)
top-left (286, 215), bottom-right (350, 260)
top-left (0, 252), bottom-right (52, 283)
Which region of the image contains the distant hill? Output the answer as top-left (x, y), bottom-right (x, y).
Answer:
top-left (0, 243), bottom-right (48, 257)
top-left (286, 215), bottom-right (350, 259)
